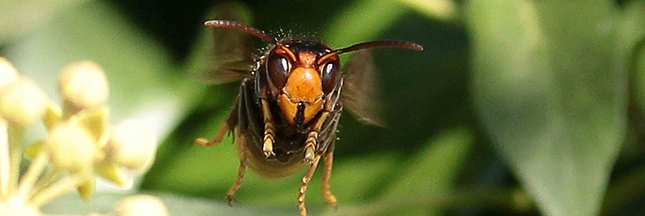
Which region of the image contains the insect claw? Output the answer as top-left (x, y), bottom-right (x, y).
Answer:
top-left (194, 137), bottom-right (219, 147)
top-left (226, 195), bottom-right (235, 207)
top-left (263, 148), bottom-right (275, 158)
top-left (263, 133), bottom-right (276, 158)
top-left (303, 146), bottom-right (315, 163)
top-left (263, 150), bottom-right (275, 158)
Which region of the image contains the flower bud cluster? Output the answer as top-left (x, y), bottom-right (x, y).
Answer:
top-left (0, 57), bottom-right (164, 215)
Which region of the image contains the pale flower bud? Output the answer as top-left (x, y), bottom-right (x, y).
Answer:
top-left (0, 78), bottom-right (48, 127)
top-left (106, 119), bottom-right (157, 169)
top-left (0, 57), bottom-right (19, 90)
top-left (59, 61), bottom-right (109, 110)
top-left (0, 201), bottom-right (41, 216)
top-left (46, 122), bottom-right (98, 173)
top-left (115, 195), bottom-right (169, 216)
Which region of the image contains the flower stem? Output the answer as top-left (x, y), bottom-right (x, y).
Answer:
top-left (8, 124), bottom-right (24, 197)
top-left (62, 101), bottom-right (79, 120)
top-left (0, 119), bottom-right (10, 200)
top-left (31, 168), bottom-right (62, 198)
top-left (15, 151), bottom-right (49, 201)
top-left (28, 173), bottom-right (90, 207)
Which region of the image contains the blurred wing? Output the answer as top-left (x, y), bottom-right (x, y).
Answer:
top-left (340, 51), bottom-right (386, 127)
top-left (195, 3), bottom-right (255, 84)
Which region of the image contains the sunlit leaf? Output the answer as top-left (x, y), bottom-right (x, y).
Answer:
top-left (395, 0), bottom-right (458, 21)
top-left (0, 0), bottom-right (87, 43)
top-left (323, 0), bottom-right (408, 48)
top-left (42, 193), bottom-right (288, 215)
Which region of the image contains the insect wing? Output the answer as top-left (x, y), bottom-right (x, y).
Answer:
top-left (340, 51), bottom-right (386, 127)
top-left (196, 4), bottom-right (255, 84)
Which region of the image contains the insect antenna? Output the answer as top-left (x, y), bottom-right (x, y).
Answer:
top-left (317, 41), bottom-right (423, 65)
top-left (204, 20), bottom-right (278, 45)
top-left (336, 41), bottom-right (423, 54)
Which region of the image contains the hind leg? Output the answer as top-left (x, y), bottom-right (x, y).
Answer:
top-left (298, 156), bottom-right (322, 216)
top-left (321, 152), bottom-right (337, 207)
top-left (225, 79), bottom-right (255, 205)
top-left (226, 135), bottom-right (248, 205)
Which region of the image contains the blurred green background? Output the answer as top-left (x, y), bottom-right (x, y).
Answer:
top-left (2, 0), bottom-right (645, 215)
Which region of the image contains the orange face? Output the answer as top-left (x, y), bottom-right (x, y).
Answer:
top-left (265, 42), bottom-right (340, 126)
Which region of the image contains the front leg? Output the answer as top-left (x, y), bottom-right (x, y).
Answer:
top-left (303, 94), bottom-right (341, 163)
top-left (303, 111), bottom-right (329, 163)
top-left (260, 98), bottom-right (276, 158)
top-left (303, 84), bottom-right (343, 163)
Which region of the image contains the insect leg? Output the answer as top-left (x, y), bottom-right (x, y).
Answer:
top-left (194, 96), bottom-right (241, 147)
top-left (260, 98), bottom-right (276, 158)
top-left (194, 124), bottom-right (229, 147)
top-left (226, 133), bottom-right (247, 206)
top-left (316, 105), bottom-right (342, 156)
top-left (302, 111), bottom-right (329, 163)
top-left (298, 155), bottom-right (322, 216)
top-left (321, 152), bottom-right (337, 207)
top-left (304, 95), bottom-right (341, 163)
top-left (225, 79), bottom-right (256, 205)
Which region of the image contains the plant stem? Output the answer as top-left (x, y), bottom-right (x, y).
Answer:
top-left (15, 151), bottom-right (49, 201)
top-left (0, 119), bottom-right (10, 200)
top-left (28, 173), bottom-right (89, 207)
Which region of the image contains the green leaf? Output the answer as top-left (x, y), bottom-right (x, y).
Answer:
top-left (394, 0), bottom-right (459, 21)
top-left (333, 127), bottom-right (473, 216)
top-left (467, 1), bottom-right (625, 216)
top-left (620, 1), bottom-right (645, 114)
top-left (635, 46), bottom-right (645, 112)
top-left (379, 127), bottom-right (472, 215)
top-left (323, 0), bottom-right (408, 48)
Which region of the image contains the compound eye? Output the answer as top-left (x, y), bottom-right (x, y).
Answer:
top-left (267, 52), bottom-right (291, 88)
top-left (320, 60), bottom-right (339, 93)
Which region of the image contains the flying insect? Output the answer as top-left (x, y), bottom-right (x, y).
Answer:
top-left (194, 19), bottom-right (422, 216)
